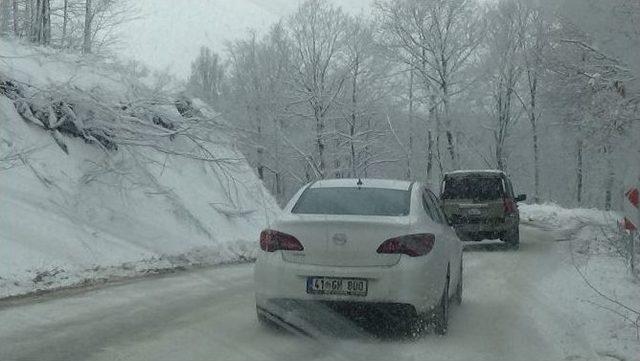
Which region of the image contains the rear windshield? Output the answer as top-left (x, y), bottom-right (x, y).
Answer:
top-left (442, 176), bottom-right (504, 201)
top-left (292, 187), bottom-right (410, 216)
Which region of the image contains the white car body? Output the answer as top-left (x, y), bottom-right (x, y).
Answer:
top-left (254, 179), bottom-right (463, 319)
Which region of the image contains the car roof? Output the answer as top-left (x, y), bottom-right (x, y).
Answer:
top-left (444, 169), bottom-right (506, 177)
top-left (309, 178), bottom-right (413, 191)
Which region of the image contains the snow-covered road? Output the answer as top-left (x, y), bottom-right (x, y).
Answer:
top-left (0, 226), bottom-right (616, 361)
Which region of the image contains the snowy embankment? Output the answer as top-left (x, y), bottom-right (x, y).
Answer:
top-left (521, 203), bottom-right (640, 357)
top-left (0, 40), bottom-right (280, 298)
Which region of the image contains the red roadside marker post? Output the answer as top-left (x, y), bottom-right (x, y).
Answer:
top-left (624, 186), bottom-right (639, 276)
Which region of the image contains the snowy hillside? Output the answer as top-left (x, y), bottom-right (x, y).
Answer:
top-left (0, 39), bottom-right (280, 298)
top-left (119, 0), bottom-right (372, 78)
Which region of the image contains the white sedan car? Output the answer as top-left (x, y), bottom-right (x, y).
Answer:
top-left (254, 178), bottom-right (463, 335)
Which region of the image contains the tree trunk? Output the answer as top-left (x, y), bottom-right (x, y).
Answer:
top-left (42, 0), bottom-right (49, 44)
top-left (83, 0), bottom-right (92, 54)
top-left (256, 106), bottom-right (264, 181)
top-left (30, 0), bottom-right (49, 45)
top-left (604, 144), bottom-right (614, 211)
top-left (274, 119), bottom-right (283, 202)
top-left (436, 133), bottom-right (444, 177)
top-left (1, 0), bottom-right (10, 35)
top-left (11, 0), bottom-right (17, 35)
top-left (61, 0), bottom-right (68, 47)
top-left (576, 138), bottom-right (583, 205)
top-left (531, 117), bottom-right (540, 203)
top-left (315, 106), bottom-right (325, 179)
top-left (333, 118), bottom-right (341, 178)
top-left (496, 135), bottom-right (505, 171)
top-left (347, 53), bottom-right (360, 178)
top-left (446, 129), bottom-right (456, 169)
top-left (442, 86), bottom-right (457, 169)
top-left (24, 0), bottom-right (31, 37)
top-left (406, 68), bottom-right (414, 180)
top-left (29, 0), bottom-right (38, 41)
top-left (363, 116), bottom-right (370, 177)
top-left (349, 121), bottom-right (356, 177)
top-left (426, 129), bottom-right (433, 183)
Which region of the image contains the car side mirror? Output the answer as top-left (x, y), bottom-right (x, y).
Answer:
top-left (515, 194), bottom-right (527, 202)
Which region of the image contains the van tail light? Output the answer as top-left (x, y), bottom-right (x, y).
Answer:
top-left (260, 230), bottom-right (304, 252)
top-left (376, 233), bottom-right (435, 257)
top-left (503, 197), bottom-right (516, 214)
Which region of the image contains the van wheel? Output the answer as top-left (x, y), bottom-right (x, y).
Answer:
top-left (503, 226), bottom-right (520, 249)
top-left (432, 273), bottom-right (450, 335)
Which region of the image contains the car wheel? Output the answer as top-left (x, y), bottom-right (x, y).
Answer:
top-left (453, 261), bottom-right (463, 305)
top-left (432, 272), bottom-right (450, 335)
top-left (503, 226), bottom-right (520, 249)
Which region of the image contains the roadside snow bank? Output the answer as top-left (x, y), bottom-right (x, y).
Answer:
top-left (521, 203), bottom-right (639, 357)
top-left (520, 202), bottom-right (619, 232)
top-left (0, 40), bottom-right (279, 298)
top-left (520, 203), bottom-right (629, 255)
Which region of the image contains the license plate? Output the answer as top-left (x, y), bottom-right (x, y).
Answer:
top-left (467, 208), bottom-right (482, 216)
top-left (306, 277), bottom-right (368, 296)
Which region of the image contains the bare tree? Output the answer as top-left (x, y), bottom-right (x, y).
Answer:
top-left (288, 0), bottom-right (349, 179)
top-left (486, 0), bottom-right (524, 171)
top-left (187, 46), bottom-right (225, 106)
top-left (376, 0), bottom-right (485, 170)
top-left (0, 0), bottom-right (11, 35)
top-left (30, 0), bottom-right (50, 44)
top-left (340, 17), bottom-right (392, 178)
top-left (515, 2), bottom-right (549, 203)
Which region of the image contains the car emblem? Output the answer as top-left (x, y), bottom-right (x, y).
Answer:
top-left (332, 233), bottom-right (348, 245)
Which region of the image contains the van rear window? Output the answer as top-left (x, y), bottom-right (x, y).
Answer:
top-left (442, 177), bottom-right (504, 201)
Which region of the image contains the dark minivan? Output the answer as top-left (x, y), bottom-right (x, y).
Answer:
top-left (441, 170), bottom-right (526, 248)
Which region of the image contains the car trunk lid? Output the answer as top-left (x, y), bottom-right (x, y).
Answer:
top-left (277, 214), bottom-right (409, 267)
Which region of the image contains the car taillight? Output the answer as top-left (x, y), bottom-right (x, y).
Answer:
top-left (376, 233), bottom-right (435, 257)
top-left (260, 230), bottom-right (304, 252)
top-left (503, 198), bottom-right (516, 214)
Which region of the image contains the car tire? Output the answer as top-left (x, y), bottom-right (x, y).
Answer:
top-left (432, 272), bottom-right (450, 335)
top-left (503, 226), bottom-right (520, 249)
top-left (453, 261), bottom-right (463, 305)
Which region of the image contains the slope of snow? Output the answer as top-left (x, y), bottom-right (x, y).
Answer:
top-left (0, 39), bottom-right (280, 298)
top-left (118, 0), bottom-right (372, 79)
top-left (521, 203), bottom-right (639, 360)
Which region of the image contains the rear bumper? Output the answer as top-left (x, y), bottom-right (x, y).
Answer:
top-left (453, 216), bottom-right (518, 235)
top-left (454, 222), bottom-right (510, 234)
top-left (254, 252), bottom-right (446, 314)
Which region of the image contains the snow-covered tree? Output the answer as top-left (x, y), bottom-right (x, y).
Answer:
top-left (376, 0), bottom-right (485, 170)
top-left (484, 0), bottom-right (524, 171)
top-left (287, 0), bottom-right (350, 179)
top-left (187, 46), bottom-right (226, 106)
top-left (30, 0), bottom-right (50, 44)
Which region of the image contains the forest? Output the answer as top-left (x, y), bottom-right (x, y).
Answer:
top-left (2, 0), bottom-right (639, 209)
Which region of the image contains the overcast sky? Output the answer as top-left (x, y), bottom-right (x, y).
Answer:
top-left (118, 0), bottom-right (373, 79)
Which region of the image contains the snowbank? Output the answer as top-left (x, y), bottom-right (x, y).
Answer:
top-left (522, 203), bottom-right (639, 358)
top-left (0, 39), bottom-right (280, 298)
top-left (520, 203), bottom-right (629, 255)
top-left (520, 202), bottom-right (620, 232)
